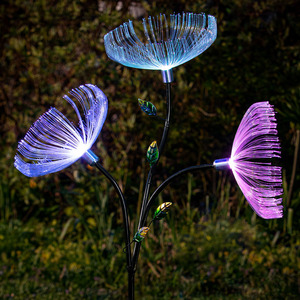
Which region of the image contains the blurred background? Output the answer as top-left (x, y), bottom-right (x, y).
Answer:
top-left (0, 0), bottom-right (299, 299)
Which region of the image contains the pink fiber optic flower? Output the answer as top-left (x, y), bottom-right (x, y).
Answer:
top-left (214, 101), bottom-right (283, 219)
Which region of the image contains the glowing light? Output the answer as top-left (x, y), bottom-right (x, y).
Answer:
top-left (104, 12), bottom-right (217, 71)
top-left (14, 84), bottom-right (108, 177)
top-left (69, 142), bottom-right (90, 159)
top-left (214, 102), bottom-right (283, 219)
top-left (228, 158), bottom-right (234, 170)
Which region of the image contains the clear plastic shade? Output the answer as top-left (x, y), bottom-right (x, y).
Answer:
top-left (14, 84), bottom-right (107, 177)
top-left (104, 12), bottom-right (217, 71)
top-left (214, 102), bottom-right (283, 219)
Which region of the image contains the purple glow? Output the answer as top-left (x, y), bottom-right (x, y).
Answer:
top-left (214, 101), bottom-right (283, 219)
top-left (14, 84), bottom-right (108, 177)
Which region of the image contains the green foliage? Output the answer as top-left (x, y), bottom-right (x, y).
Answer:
top-left (0, 0), bottom-right (299, 298)
top-left (0, 218), bottom-right (298, 299)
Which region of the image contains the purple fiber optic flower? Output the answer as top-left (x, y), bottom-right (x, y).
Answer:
top-left (14, 84), bottom-right (108, 177)
top-left (214, 101), bottom-right (283, 219)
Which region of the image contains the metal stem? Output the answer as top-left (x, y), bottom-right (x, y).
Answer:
top-left (159, 83), bottom-right (171, 154)
top-left (141, 164), bottom-right (214, 226)
top-left (94, 162), bottom-right (134, 299)
top-left (132, 82), bottom-right (172, 270)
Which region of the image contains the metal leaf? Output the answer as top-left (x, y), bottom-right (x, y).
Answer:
top-left (153, 202), bottom-right (172, 220)
top-left (138, 99), bottom-right (157, 116)
top-left (147, 141), bottom-right (159, 166)
top-left (133, 227), bottom-right (150, 243)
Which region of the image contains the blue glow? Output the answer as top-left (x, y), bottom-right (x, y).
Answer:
top-left (104, 12), bottom-right (217, 71)
top-left (14, 84), bottom-right (108, 177)
top-left (213, 158), bottom-right (230, 170)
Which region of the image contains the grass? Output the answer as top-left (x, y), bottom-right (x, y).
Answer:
top-left (0, 209), bottom-right (298, 299)
top-left (0, 171), bottom-right (298, 299)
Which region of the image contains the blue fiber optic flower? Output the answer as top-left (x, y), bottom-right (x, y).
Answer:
top-left (14, 84), bottom-right (108, 177)
top-left (104, 12), bottom-right (217, 71)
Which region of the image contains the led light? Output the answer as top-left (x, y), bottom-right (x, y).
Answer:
top-left (104, 12), bottom-right (217, 73)
top-left (213, 102), bottom-right (283, 219)
top-left (15, 84), bottom-right (107, 177)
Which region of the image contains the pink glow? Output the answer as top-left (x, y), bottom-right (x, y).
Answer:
top-left (230, 102), bottom-right (283, 219)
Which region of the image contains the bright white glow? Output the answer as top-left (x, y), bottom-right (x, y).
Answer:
top-left (161, 66), bottom-right (172, 71)
top-left (228, 157), bottom-right (234, 170)
top-left (14, 84), bottom-right (108, 177)
top-left (70, 142), bottom-right (90, 159)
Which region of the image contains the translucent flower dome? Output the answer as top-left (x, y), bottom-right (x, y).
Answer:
top-left (104, 12), bottom-right (217, 71)
top-left (15, 84), bottom-right (108, 177)
top-left (214, 102), bottom-right (283, 219)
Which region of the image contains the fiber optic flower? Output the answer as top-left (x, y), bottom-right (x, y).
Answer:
top-left (104, 12), bottom-right (217, 82)
top-left (14, 84), bottom-right (108, 177)
top-left (214, 102), bottom-right (283, 219)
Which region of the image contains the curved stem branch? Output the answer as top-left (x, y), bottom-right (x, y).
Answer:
top-left (141, 164), bottom-right (214, 227)
top-left (94, 162), bottom-right (134, 298)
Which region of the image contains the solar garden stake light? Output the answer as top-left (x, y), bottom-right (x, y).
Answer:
top-left (15, 12), bottom-right (283, 300)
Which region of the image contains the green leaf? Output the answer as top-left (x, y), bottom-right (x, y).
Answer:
top-left (153, 202), bottom-right (172, 220)
top-left (133, 227), bottom-right (150, 243)
top-left (138, 99), bottom-right (157, 116)
top-left (147, 141), bottom-right (159, 166)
